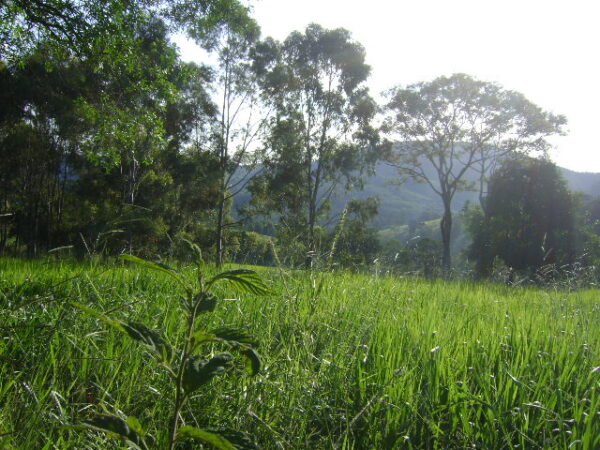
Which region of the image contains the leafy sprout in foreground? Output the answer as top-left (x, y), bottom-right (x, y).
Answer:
top-left (71, 253), bottom-right (269, 449)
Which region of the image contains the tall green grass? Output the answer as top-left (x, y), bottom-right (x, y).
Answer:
top-left (1, 257), bottom-right (599, 448)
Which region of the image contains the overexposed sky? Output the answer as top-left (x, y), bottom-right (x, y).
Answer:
top-left (176, 0), bottom-right (600, 173)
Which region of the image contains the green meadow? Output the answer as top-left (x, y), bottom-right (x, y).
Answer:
top-left (1, 257), bottom-right (599, 449)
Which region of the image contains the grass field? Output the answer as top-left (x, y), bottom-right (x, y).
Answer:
top-left (1, 257), bottom-right (599, 449)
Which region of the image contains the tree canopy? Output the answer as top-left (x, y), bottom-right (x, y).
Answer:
top-left (382, 73), bottom-right (567, 272)
top-left (0, 0), bottom-right (256, 257)
top-left (466, 158), bottom-right (575, 277)
top-left (248, 24), bottom-right (387, 265)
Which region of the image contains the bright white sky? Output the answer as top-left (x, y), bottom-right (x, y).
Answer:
top-left (176, 0), bottom-right (600, 173)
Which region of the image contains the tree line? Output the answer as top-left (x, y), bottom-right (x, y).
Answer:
top-left (1, 0), bottom-right (598, 280)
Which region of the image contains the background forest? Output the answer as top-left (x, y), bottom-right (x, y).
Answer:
top-left (2, 0), bottom-right (600, 281)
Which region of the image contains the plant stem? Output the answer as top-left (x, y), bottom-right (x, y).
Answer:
top-left (168, 294), bottom-right (200, 450)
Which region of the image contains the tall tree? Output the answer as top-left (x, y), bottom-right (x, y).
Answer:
top-left (207, 21), bottom-right (273, 267)
top-left (249, 24), bottom-right (386, 266)
top-left (382, 73), bottom-right (566, 273)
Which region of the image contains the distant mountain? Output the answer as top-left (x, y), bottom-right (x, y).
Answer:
top-left (234, 159), bottom-right (600, 241)
top-left (337, 163), bottom-right (600, 229)
top-left (328, 162), bottom-right (481, 230)
top-left (560, 168), bottom-right (600, 196)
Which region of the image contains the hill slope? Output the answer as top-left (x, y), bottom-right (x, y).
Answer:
top-left (234, 160), bottom-right (600, 241)
top-left (330, 162), bottom-right (600, 233)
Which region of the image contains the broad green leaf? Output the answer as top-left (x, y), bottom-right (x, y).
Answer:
top-left (78, 414), bottom-right (147, 450)
top-left (193, 292), bottom-right (218, 313)
top-left (210, 327), bottom-right (258, 348)
top-left (122, 322), bottom-right (173, 363)
top-left (240, 348), bottom-right (261, 375)
top-left (191, 328), bottom-right (258, 351)
top-left (71, 301), bottom-right (126, 333)
top-left (73, 302), bottom-right (172, 362)
top-left (191, 331), bottom-right (216, 346)
top-left (183, 353), bottom-right (233, 393)
top-left (177, 426), bottom-right (235, 450)
top-left (206, 428), bottom-right (259, 450)
top-left (207, 269), bottom-right (268, 295)
top-left (119, 254), bottom-right (191, 293)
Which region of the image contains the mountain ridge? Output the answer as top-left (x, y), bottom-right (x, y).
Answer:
top-left (234, 160), bottom-right (600, 237)
top-left (330, 162), bottom-right (600, 231)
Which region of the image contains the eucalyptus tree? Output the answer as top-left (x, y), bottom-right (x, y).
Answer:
top-left (382, 73), bottom-right (566, 273)
top-left (206, 21), bottom-right (275, 267)
top-left (249, 24), bottom-right (385, 265)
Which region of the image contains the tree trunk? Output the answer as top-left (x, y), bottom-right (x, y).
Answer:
top-left (305, 200), bottom-right (316, 269)
top-left (215, 190), bottom-right (226, 268)
top-left (215, 129), bottom-right (228, 267)
top-left (306, 160), bottom-right (322, 269)
top-left (216, 55), bottom-right (230, 268)
top-left (305, 149), bottom-right (316, 269)
top-left (0, 193), bottom-right (7, 254)
top-left (478, 169), bottom-right (488, 215)
top-left (440, 201), bottom-right (452, 276)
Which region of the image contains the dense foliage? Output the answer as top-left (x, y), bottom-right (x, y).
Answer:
top-left (0, 0), bottom-right (256, 261)
top-left (0, 1), bottom-right (391, 267)
top-left (467, 158), bottom-right (576, 278)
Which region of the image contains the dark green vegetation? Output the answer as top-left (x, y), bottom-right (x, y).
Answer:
top-left (467, 159), bottom-right (575, 277)
top-left (1, 0), bottom-right (263, 263)
top-left (1, 258), bottom-right (600, 448)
